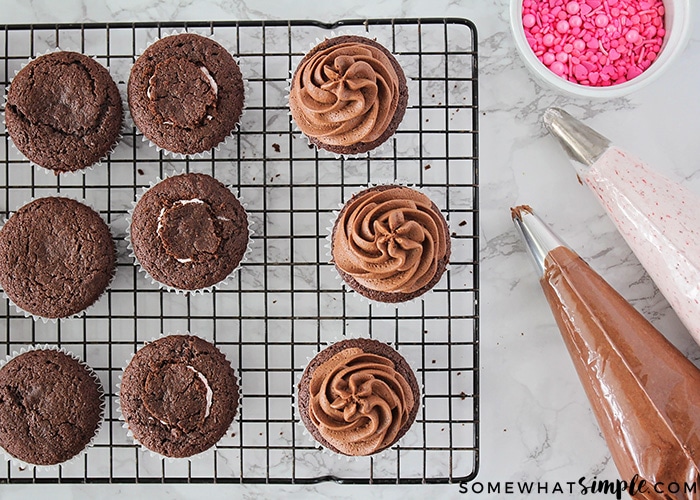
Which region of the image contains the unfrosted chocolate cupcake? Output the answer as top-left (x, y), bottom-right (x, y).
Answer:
top-left (5, 51), bottom-right (123, 174)
top-left (297, 338), bottom-right (419, 456)
top-left (0, 197), bottom-right (116, 319)
top-left (128, 33), bottom-right (244, 156)
top-left (0, 348), bottom-right (104, 466)
top-left (289, 35), bottom-right (408, 155)
top-left (331, 185), bottom-right (450, 303)
top-left (119, 335), bottom-right (238, 458)
top-left (129, 173), bottom-right (249, 292)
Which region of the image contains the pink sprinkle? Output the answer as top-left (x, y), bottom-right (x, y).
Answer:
top-left (574, 64), bottom-right (589, 79)
top-left (521, 0), bottom-right (667, 86)
top-left (625, 28), bottom-right (640, 42)
top-left (626, 65), bottom-right (643, 79)
top-left (523, 13), bottom-right (537, 28)
top-left (551, 61), bottom-right (567, 75)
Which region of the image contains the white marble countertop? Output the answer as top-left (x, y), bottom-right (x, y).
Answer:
top-left (2, 1), bottom-right (699, 499)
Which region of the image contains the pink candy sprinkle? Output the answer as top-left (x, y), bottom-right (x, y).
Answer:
top-left (557, 20), bottom-right (571, 33)
top-left (521, 0), bottom-right (666, 87)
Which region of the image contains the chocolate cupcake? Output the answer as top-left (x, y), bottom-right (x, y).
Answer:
top-left (0, 348), bottom-right (104, 466)
top-left (128, 33), bottom-right (244, 157)
top-left (0, 197), bottom-right (116, 319)
top-left (297, 338), bottom-right (419, 456)
top-left (331, 185), bottom-right (451, 303)
top-left (128, 172), bottom-right (250, 292)
top-left (289, 35), bottom-right (408, 155)
top-left (119, 335), bottom-right (239, 458)
top-left (5, 51), bottom-right (123, 174)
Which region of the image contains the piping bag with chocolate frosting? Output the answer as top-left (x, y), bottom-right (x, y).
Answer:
top-left (543, 107), bottom-right (700, 346)
top-left (512, 205), bottom-right (700, 497)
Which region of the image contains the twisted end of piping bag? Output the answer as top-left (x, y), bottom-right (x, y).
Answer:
top-left (543, 108), bottom-right (612, 168)
top-left (511, 205), bottom-right (569, 279)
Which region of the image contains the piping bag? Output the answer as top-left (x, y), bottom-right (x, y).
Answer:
top-left (543, 107), bottom-right (700, 346)
top-left (512, 205), bottom-right (700, 497)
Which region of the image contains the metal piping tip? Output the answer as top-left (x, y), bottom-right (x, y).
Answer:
top-left (511, 205), bottom-right (568, 278)
top-left (543, 108), bottom-right (612, 167)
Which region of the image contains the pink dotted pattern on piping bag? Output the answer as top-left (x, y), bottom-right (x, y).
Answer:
top-left (522, 0), bottom-right (666, 86)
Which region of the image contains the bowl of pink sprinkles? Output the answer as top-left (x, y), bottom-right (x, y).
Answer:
top-left (510, 0), bottom-right (691, 97)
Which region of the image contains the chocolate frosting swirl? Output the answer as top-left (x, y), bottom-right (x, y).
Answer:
top-left (333, 186), bottom-right (449, 294)
top-left (308, 347), bottom-right (415, 456)
top-left (289, 38), bottom-right (401, 147)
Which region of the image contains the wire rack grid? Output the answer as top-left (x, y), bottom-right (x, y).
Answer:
top-left (0, 18), bottom-right (479, 485)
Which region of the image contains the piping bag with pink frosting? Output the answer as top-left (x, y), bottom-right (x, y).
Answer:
top-left (543, 107), bottom-right (700, 346)
top-left (512, 205), bottom-right (700, 496)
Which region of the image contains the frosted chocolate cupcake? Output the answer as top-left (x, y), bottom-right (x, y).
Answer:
top-left (128, 33), bottom-right (244, 156)
top-left (129, 172), bottom-right (250, 292)
top-left (331, 185), bottom-right (450, 303)
top-left (0, 348), bottom-right (104, 466)
top-left (297, 338), bottom-right (419, 456)
top-left (289, 35), bottom-right (408, 155)
top-left (0, 197), bottom-right (116, 319)
top-left (119, 335), bottom-right (238, 458)
top-left (5, 51), bottom-right (123, 174)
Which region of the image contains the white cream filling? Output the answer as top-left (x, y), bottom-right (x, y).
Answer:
top-left (147, 75), bottom-right (156, 100)
top-left (200, 66), bottom-right (218, 96)
top-left (187, 365), bottom-right (213, 419)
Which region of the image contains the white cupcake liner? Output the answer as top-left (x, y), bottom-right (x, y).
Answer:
top-left (3, 47), bottom-right (125, 177)
top-left (286, 30), bottom-right (407, 160)
top-left (293, 333), bottom-right (423, 461)
top-left (116, 332), bottom-right (241, 462)
top-left (0, 195), bottom-right (118, 322)
top-left (129, 30), bottom-right (246, 160)
top-left (326, 181), bottom-right (452, 309)
top-left (125, 170), bottom-right (254, 294)
top-left (0, 344), bottom-right (106, 470)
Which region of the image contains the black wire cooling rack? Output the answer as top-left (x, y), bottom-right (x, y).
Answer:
top-left (0, 18), bottom-right (478, 485)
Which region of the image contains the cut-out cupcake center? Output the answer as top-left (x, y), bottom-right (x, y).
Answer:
top-left (25, 60), bottom-right (103, 135)
top-left (148, 57), bottom-right (217, 128)
top-left (157, 199), bottom-right (221, 263)
top-left (144, 362), bottom-right (213, 433)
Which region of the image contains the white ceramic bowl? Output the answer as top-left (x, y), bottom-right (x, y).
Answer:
top-left (509, 0), bottom-right (692, 98)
